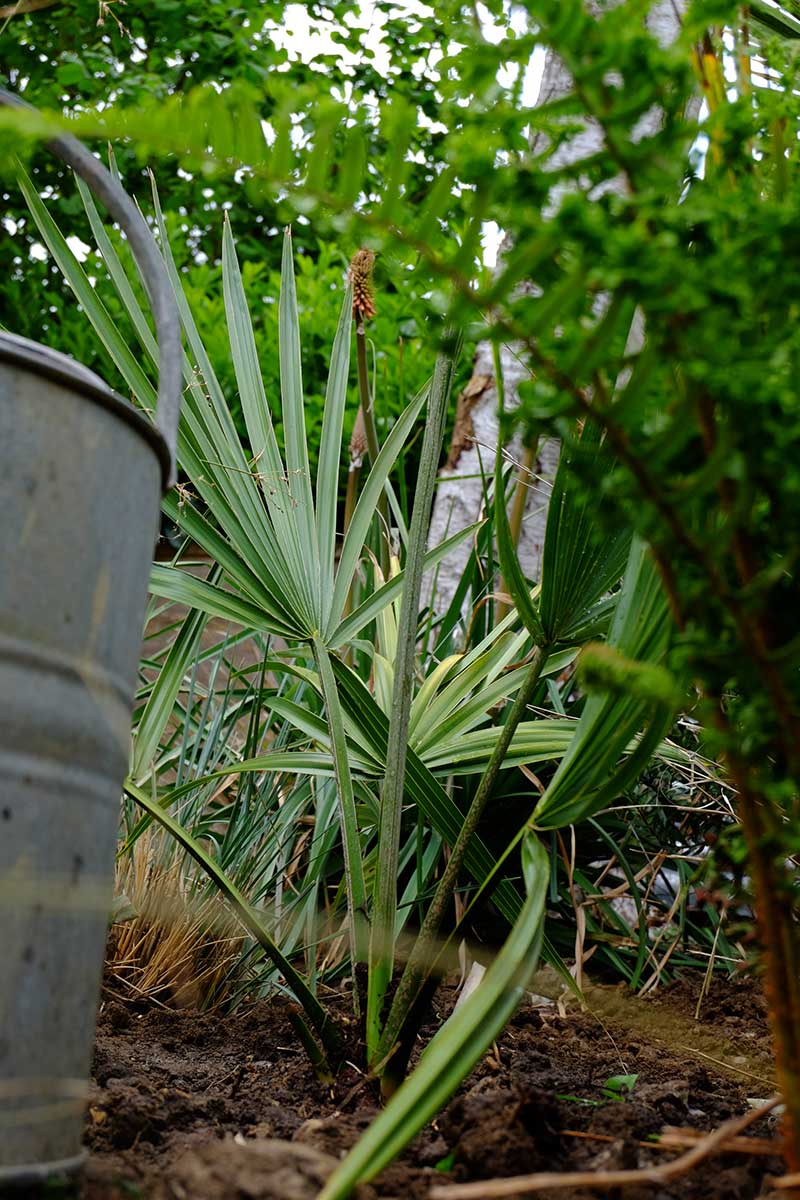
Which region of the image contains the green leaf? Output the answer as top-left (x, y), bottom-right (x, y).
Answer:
top-left (750, 0), bottom-right (800, 38)
top-left (411, 650), bottom-right (575, 757)
top-left (533, 537), bottom-right (676, 829)
top-left (221, 217), bottom-right (289, 514)
top-left (539, 421), bottom-right (630, 644)
top-left (159, 492), bottom-right (300, 636)
top-left (74, 174), bottom-right (159, 367)
top-left (338, 125), bottom-right (368, 204)
top-left (130, 593), bottom-right (209, 781)
top-left (318, 833), bottom-right (549, 1199)
top-left (221, 221), bottom-right (324, 634)
top-left (328, 382), bottom-right (429, 636)
top-left (148, 181), bottom-right (309, 626)
top-left (279, 230), bottom-right (320, 625)
top-left (331, 522), bottom-right (482, 648)
top-left (316, 281), bottom-right (354, 607)
top-left (19, 166), bottom-right (157, 407)
top-left (330, 657), bottom-right (524, 926)
top-left (149, 563), bottom-right (294, 636)
top-left (602, 1073), bottom-right (639, 1099)
top-left (314, 638), bottom-right (368, 968)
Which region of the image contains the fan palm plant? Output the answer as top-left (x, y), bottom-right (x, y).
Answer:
top-left (22, 163), bottom-right (695, 1187)
top-left (6, 0), bottom-right (800, 1190)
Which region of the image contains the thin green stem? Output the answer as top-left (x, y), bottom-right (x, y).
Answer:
top-left (319, 835), bottom-right (550, 1200)
top-left (285, 1008), bottom-right (335, 1084)
top-left (343, 463), bottom-right (362, 540)
top-left (497, 440), bottom-right (539, 626)
top-left (313, 636), bottom-right (369, 993)
top-left (375, 641), bottom-right (550, 1080)
top-left (356, 320), bottom-right (390, 575)
top-left (367, 339), bottom-right (459, 1064)
top-left (342, 462), bottom-right (362, 627)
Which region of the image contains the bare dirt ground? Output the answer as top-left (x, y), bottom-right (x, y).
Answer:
top-left (22, 971), bottom-right (787, 1200)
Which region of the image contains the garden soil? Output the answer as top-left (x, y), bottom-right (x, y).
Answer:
top-left (20, 973), bottom-right (787, 1200)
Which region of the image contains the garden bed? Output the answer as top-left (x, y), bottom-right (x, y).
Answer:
top-left (44, 973), bottom-right (785, 1200)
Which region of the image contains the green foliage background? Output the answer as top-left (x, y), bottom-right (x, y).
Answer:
top-left (0, 0), bottom-right (478, 477)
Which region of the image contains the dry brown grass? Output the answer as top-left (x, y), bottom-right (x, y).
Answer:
top-left (107, 830), bottom-right (244, 1011)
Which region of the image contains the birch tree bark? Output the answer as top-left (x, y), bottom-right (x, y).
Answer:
top-left (427, 1), bottom-right (687, 615)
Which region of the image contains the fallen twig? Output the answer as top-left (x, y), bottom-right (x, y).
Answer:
top-left (429, 1095), bottom-right (780, 1198)
top-left (0, 0), bottom-right (59, 15)
top-left (562, 1126), bottom-right (781, 1157)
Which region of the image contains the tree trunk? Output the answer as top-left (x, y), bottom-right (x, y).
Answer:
top-left (427, 1), bottom-right (686, 616)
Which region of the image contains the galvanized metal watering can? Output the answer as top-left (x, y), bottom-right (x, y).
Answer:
top-left (0, 88), bottom-right (181, 1184)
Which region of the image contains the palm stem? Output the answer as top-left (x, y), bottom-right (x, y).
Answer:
top-left (367, 340), bottom-right (459, 1063)
top-left (356, 320), bottom-right (391, 575)
top-left (497, 441), bottom-right (538, 624)
top-left (374, 641), bottom-right (549, 1082)
top-left (342, 463), bottom-right (363, 624)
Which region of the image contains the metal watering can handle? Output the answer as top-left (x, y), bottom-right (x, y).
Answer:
top-left (0, 86), bottom-right (181, 488)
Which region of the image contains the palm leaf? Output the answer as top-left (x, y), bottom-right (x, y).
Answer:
top-left (533, 536), bottom-right (675, 829)
top-left (314, 637), bottom-right (369, 967)
top-left (328, 382), bottom-right (429, 635)
top-left (278, 232), bottom-right (322, 625)
top-left (539, 420), bottom-right (630, 644)
top-left (330, 656), bottom-right (524, 925)
top-left (130, 588), bottom-right (209, 781)
top-left (316, 274), bottom-right (355, 606)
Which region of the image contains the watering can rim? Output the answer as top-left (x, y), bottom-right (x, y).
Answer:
top-left (0, 84), bottom-right (182, 488)
top-left (0, 330), bottom-right (171, 490)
